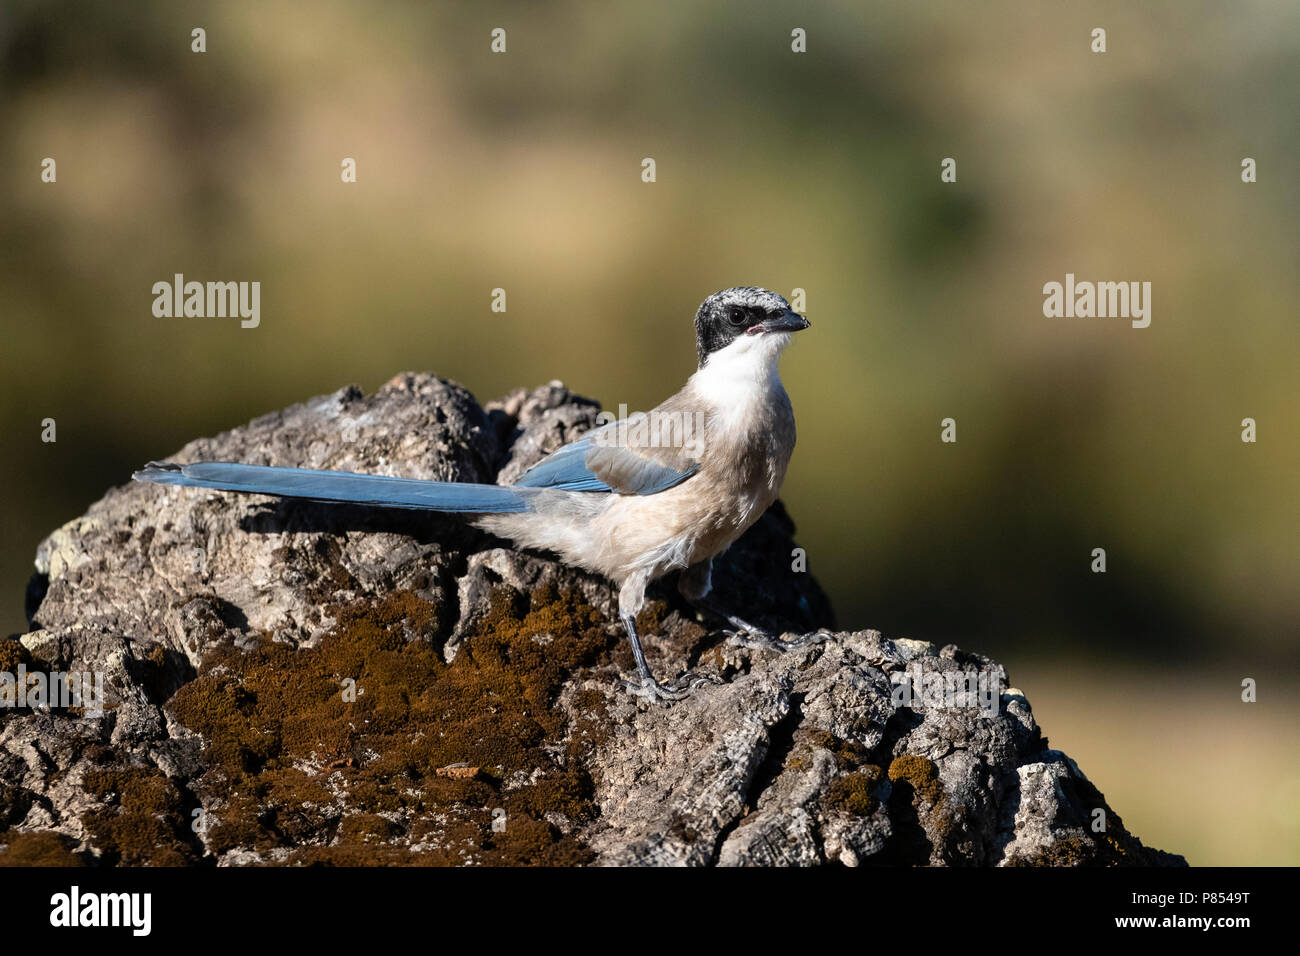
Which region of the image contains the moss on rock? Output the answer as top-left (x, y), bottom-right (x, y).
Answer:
top-left (0, 831), bottom-right (85, 867)
top-left (165, 582), bottom-right (610, 865)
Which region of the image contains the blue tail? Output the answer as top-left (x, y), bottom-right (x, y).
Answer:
top-left (133, 461), bottom-right (530, 513)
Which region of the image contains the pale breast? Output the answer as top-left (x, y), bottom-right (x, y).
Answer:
top-left (494, 348), bottom-right (799, 585)
top-left (622, 377), bottom-right (796, 573)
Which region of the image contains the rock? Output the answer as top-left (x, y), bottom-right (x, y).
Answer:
top-left (0, 373), bottom-right (1183, 867)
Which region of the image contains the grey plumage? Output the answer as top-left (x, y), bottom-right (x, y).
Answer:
top-left (134, 287), bottom-right (813, 700)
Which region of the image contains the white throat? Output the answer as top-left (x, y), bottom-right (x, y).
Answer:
top-left (688, 332), bottom-right (790, 413)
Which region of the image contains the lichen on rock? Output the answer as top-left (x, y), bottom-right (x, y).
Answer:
top-left (0, 374), bottom-right (1182, 867)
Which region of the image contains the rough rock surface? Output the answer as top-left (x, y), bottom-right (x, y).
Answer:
top-left (0, 373), bottom-right (1184, 867)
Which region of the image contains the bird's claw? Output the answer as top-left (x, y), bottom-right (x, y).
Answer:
top-left (617, 670), bottom-right (723, 703)
top-left (725, 627), bottom-right (831, 653)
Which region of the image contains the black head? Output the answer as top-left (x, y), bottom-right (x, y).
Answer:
top-left (693, 287), bottom-right (810, 367)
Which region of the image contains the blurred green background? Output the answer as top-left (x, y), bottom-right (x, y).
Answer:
top-left (1, 0), bottom-right (1296, 864)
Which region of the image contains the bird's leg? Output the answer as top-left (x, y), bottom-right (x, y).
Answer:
top-left (616, 613), bottom-right (719, 701)
top-left (695, 597), bottom-right (830, 651)
top-left (680, 558), bottom-right (829, 653)
top-left (615, 575), bottom-right (720, 702)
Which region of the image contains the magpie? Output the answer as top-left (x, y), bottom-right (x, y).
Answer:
top-left (135, 287), bottom-right (818, 700)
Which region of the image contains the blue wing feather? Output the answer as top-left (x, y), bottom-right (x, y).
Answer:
top-left (134, 462), bottom-right (529, 513)
top-left (513, 440), bottom-right (613, 492)
top-left (137, 415), bottom-right (699, 507)
top-left (513, 435), bottom-right (697, 496)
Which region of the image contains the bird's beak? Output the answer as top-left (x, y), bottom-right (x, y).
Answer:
top-left (749, 309), bottom-right (811, 335)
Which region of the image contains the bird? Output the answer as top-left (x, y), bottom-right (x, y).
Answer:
top-left (134, 286), bottom-right (819, 701)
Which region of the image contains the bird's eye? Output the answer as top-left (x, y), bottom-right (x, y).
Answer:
top-left (727, 307), bottom-right (747, 326)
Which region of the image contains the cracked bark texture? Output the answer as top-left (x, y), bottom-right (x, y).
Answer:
top-left (0, 373), bottom-right (1184, 867)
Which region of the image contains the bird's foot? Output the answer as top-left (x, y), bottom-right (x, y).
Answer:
top-left (725, 627), bottom-right (832, 653)
top-left (616, 670), bottom-right (723, 703)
